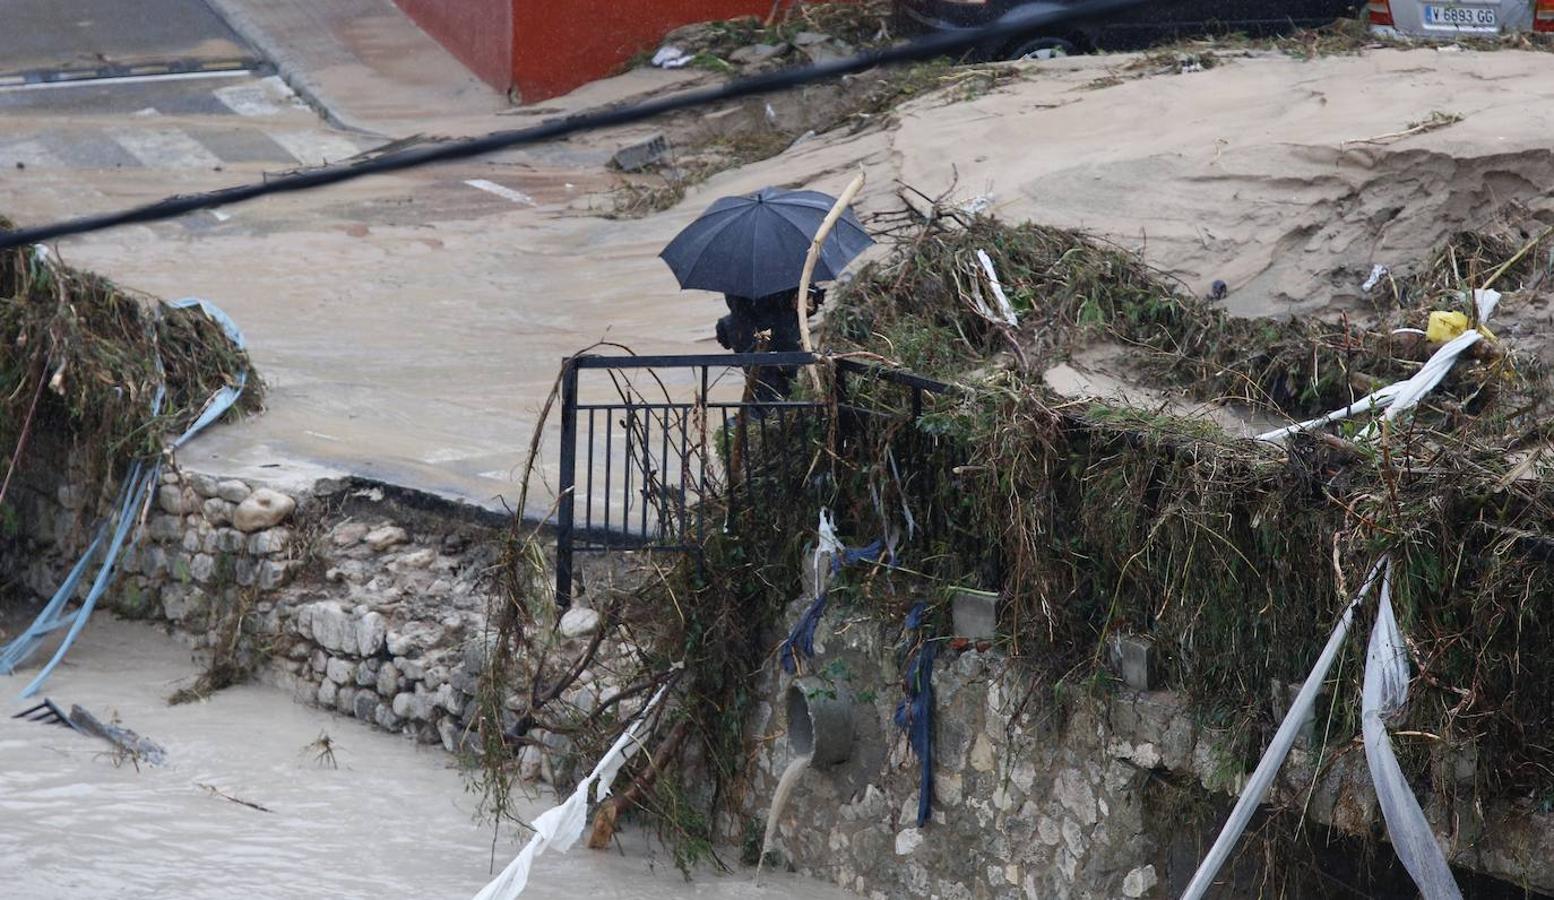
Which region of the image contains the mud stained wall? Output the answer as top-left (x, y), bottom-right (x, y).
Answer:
top-left (393, 0), bottom-right (513, 91)
top-left (736, 596), bottom-right (1554, 899)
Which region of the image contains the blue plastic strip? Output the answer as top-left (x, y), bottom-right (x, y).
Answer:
top-left (1, 296), bottom-right (248, 697)
top-left (894, 600), bottom-right (936, 827)
top-left (778, 536), bottom-right (888, 674)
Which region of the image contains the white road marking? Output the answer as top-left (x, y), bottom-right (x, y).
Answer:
top-left (269, 130), bottom-right (362, 166)
top-left (211, 210), bottom-right (232, 222)
top-left (0, 69), bottom-right (251, 93)
top-left (109, 127), bottom-right (222, 169)
top-left (1, 140), bottom-right (64, 169)
top-left (214, 76), bottom-right (303, 117)
top-left (130, 107), bottom-right (160, 117)
top-left (464, 178), bottom-right (536, 205)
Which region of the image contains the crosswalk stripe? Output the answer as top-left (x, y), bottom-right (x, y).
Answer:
top-left (465, 178), bottom-right (536, 205)
top-left (213, 76), bottom-right (302, 117)
top-left (268, 130), bottom-right (361, 166)
top-left (108, 127), bottom-right (222, 169)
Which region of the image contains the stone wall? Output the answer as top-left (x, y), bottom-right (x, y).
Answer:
top-left (738, 595), bottom-right (1554, 899)
top-left (7, 462), bottom-right (526, 756)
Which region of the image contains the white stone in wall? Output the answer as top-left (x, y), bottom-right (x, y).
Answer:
top-left (559, 607), bottom-right (601, 638)
top-left (215, 528), bottom-right (244, 553)
top-left (355, 611), bottom-right (387, 656)
top-left (1061, 818), bottom-right (1084, 858)
top-left (375, 702), bottom-right (401, 730)
top-left (301, 601), bottom-right (352, 653)
top-left (364, 525), bottom-right (408, 552)
top-left (395, 548), bottom-right (436, 569)
top-left (894, 828), bottom-right (924, 856)
top-left (248, 528), bottom-right (290, 556)
top-left (232, 488), bottom-right (295, 532)
top-left (189, 553), bottom-right (216, 584)
top-left (1054, 768), bottom-right (1097, 827)
top-left (325, 657), bottom-right (357, 685)
top-left (201, 497), bottom-right (233, 527)
top-left (391, 690), bottom-right (426, 721)
top-left (336, 685), bottom-right (357, 714)
top-left (216, 480), bottom-right (251, 504)
top-left (969, 733), bottom-right (996, 773)
top-left (317, 679), bottom-right (338, 707)
top-left (385, 621), bottom-right (442, 657)
top-left (188, 473), bottom-right (220, 498)
top-left (1122, 865), bottom-right (1157, 898)
top-left (331, 521), bottom-right (370, 547)
top-left (157, 484), bottom-right (190, 515)
top-left (376, 660), bottom-right (401, 697)
top-left (437, 717), bottom-right (458, 753)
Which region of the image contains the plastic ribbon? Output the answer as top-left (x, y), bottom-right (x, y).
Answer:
top-left (778, 509), bottom-right (889, 674)
top-left (1, 295), bottom-right (248, 697)
top-left (894, 599), bottom-right (936, 828)
top-left (1181, 559), bottom-right (1387, 900)
top-left (472, 677), bottom-right (675, 900)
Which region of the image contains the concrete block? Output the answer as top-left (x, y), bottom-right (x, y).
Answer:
top-left (1106, 633), bottom-right (1159, 691)
top-left (951, 589), bottom-right (999, 641)
top-left (609, 133), bottom-right (668, 172)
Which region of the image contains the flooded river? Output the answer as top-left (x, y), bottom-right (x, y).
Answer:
top-left (1, 617), bottom-right (848, 899)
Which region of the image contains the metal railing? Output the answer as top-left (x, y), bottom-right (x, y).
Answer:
top-left (554, 352), bottom-right (951, 604)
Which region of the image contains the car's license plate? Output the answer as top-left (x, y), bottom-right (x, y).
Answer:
top-left (1423, 4), bottom-right (1499, 30)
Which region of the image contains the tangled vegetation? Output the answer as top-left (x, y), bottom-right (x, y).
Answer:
top-left (0, 231), bottom-right (260, 508)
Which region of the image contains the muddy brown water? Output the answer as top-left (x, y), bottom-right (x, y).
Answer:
top-left (0, 617), bottom-right (848, 899)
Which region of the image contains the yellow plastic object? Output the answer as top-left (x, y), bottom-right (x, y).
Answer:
top-left (1426, 310), bottom-right (1470, 343)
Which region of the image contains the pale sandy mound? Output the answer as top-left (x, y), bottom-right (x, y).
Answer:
top-left (708, 47), bottom-right (1554, 319)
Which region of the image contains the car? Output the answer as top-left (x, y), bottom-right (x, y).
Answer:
top-left (895, 0), bottom-right (1366, 59)
top-left (1367, 0), bottom-right (1550, 38)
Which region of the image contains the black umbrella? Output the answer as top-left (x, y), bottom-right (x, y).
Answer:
top-left (659, 187), bottom-right (873, 299)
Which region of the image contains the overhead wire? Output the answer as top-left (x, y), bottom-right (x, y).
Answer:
top-left (0, 0), bottom-right (1152, 250)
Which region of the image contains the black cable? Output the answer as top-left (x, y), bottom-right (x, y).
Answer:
top-left (0, 0), bottom-right (1152, 250)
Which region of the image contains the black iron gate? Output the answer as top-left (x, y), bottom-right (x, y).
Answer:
top-left (554, 352), bottom-right (950, 604)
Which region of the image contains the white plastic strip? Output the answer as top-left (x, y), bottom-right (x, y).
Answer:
top-left (976, 250), bottom-right (1019, 326)
top-left (473, 677), bottom-right (675, 900)
top-left (1257, 290), bottom-right (1499, 444)
top-left (1180, 559), bottom-right (1387, 900)
top-left (1362, 563), bottom-right (1463, 899)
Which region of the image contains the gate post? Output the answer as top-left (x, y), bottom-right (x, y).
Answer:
top-left (555, 356), bottom-right (580, 608)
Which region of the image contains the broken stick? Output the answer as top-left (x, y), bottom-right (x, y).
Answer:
top-left (794, 171), bottom-right (866, 393)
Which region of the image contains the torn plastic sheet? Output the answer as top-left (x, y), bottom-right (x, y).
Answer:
top-left (1363, 564), bottom-right (1463, 899)
top-left (473, 677), bottom-right (675, 900)
top-left (1180, 559), bottom-right (1387, 900)
top-left (651, 46), bottom-right (692, 69)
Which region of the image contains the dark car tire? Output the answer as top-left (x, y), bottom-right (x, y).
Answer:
top-left (1007, 36), bottom-right (1079, 60)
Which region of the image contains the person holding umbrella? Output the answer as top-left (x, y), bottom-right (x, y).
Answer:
top-left (660, 185), bottom-right (872, 401)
